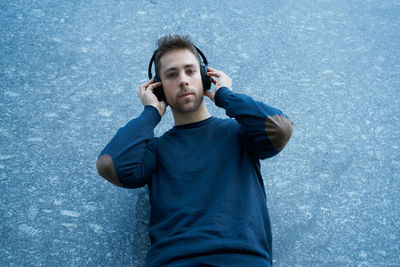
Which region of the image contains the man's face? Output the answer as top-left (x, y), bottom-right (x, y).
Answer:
top-left (159, 49), bottom-right (204, 113)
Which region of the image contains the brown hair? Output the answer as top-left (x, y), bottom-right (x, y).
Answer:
top-left (154, 34), bottom-right (200, 78)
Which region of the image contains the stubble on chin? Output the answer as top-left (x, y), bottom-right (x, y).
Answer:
top-left (172, 93), bottom-right (204, 113)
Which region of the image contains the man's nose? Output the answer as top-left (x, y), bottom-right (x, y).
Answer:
top-left (179, 73), bottom-right (189, 87)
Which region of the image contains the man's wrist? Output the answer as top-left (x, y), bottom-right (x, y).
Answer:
top-left (145, 103), bottom-right (164, 116)
top-left (215, 87), bottom-right (233, 108)
top-left (143, 105), bottom-right (162, 124)
top-left (145, 103), bottom-right (158, 111)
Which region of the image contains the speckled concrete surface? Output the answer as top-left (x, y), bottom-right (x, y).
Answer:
top-left (1, 0), bottom-right (399, 266)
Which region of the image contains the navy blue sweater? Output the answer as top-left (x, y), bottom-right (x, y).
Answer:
top-left (99, 87), bottom-right (293, 266)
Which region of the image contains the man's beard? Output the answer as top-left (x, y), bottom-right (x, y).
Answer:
top-left (170, 92), bottom-right (204, 113)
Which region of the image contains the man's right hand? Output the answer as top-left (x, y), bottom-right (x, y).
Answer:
top-left (137, 79), bottom-right (168, 116)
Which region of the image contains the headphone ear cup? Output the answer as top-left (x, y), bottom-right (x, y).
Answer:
top-left (201, 64), bottom-right (211, 91)
top-left (154, 75), bottom-right (161, 83)
top-left (153, 75), bottom-right (166, 102)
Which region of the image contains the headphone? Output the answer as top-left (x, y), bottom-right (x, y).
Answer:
top-left (148, 46), bottom-right (211, 102)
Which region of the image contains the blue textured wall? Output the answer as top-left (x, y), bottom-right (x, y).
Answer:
top-left (1, 0), bottom-right (399, 266)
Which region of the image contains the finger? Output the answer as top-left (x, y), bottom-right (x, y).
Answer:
top-left (139, 79), bottom-right (154, 91)
top-left (207, 71), bottom-right (221, 77)
top-left (139, 81), bottom-right (153, 93)
top-left (211, 77), bottom-right (217, 84)
top-left (146, 82), bottom-right (162, 91)
top-left (141, 78), bottom-right (154, 87)
top-left (207, 66), bottom-right (217, 72)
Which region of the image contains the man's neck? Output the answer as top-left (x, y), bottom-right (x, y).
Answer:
top-left (172, 102), bottom-right (211, 126)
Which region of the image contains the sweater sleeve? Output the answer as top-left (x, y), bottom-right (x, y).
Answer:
top-left (98, 105), bottom-right (160, 188)
top-left (215, 87), bottom-right (294, 159)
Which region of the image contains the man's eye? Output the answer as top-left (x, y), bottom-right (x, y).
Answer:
top-left (167, 73), bottom-right (176, 78)
top-left (187, 69), bottom-right (195, 74)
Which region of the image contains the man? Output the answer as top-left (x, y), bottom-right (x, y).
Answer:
top-left (97, 34), bottom-right (293, 266)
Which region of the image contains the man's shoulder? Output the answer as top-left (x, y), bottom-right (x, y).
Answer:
top-left (213, 116), bottom-right (240, 129)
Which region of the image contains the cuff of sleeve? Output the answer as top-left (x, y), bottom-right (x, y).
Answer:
top-left (143, 105), bottom-right (161, 126)
top-left (215, 87), bottom-right (233, 108)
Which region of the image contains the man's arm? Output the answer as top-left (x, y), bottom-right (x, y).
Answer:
top-left (97, 105), bottom-right (161, 188)
top-left (96, 79), bottom-right (166, 187)
top-left (206, 67), bottom-right (294, 159)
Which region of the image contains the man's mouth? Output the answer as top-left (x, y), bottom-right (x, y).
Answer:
top-left (179, 93), bottom-right (193, 98)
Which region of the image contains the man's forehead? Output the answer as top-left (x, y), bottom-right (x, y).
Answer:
top-left (160, 49), bottom-right (199, 71)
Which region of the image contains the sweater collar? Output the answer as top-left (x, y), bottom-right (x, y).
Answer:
top-left (172, 116), bottom-right (216, 130)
